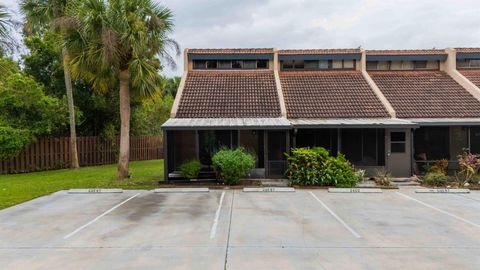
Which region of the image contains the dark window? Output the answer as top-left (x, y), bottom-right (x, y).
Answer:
top-left (293, 60), bottom-right (304, 69)
top-left (243, 60), bottom-right (256, 69)
top-left (257, 60), bottom-right (268, 69)
top-left (414, 61), bottom-right (427, 69)
top-left (457, 59), bottom-right (469, 68)
top-left (414, 127), bottom-right (449, 160)
top-left (304, 60), bottom-right (319, 70)
top-left (193, 60), bottom-right (206, 69)
top-left (390, 132), bottom-right (406, 153)
top-left (366, 61), bottom-right (378, 70)
top-left (232, 60), bottom-right (242, 69)
top-left (471, 60), bottom-right (480, 68)
top-left (206, 60), bottom-right (217, 69)
top-left (218, 60), bottom-right (231, 69)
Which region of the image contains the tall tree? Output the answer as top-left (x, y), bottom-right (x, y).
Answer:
top-left (0, 4), bottom-right (17, 64)
top-left (21, 0), bottom-right (80, 169)
top-left (65, 0), bottom-right (179, 179)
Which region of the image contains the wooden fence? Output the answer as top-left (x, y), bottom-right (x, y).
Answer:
top-left (0, 135), bottom-right (163, 174)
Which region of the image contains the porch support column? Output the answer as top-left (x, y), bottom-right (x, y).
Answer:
top-left (163, 131), bottom-right (168, 181)
top-left (264, 131), bottom-right (269, 177)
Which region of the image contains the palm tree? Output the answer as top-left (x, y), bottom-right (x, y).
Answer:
top-left (64, 0), bottom-right (179, 179)
top-left (21, 0), bottom-right (80, 169)
top-left (0, 4), bottom-right (16, 57)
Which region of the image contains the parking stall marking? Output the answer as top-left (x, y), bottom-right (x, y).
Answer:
top-left (396, 192), bottom-right (480, 229)
top-left (309, 191), bottom-right (361, 238)
top-left (63, 193), bottom-right (141, 239)
top-left (210, 191), bottom-right (226, 239)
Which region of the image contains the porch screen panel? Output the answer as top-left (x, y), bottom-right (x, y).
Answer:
top-left (414, 127), bottom-right (449, 160)
top-left (341, 129), bottom-right (362, 162)
top-left (240, 130), bottom-right (264, 168)
top-left (295, 129), bottom-right (338, 155)
top-left (268, 131), bottom-right (287, 176)
top-left (470, 127), bottom-right (480, 154)
top-left (450, 127), bottom-right (468, 158)
top-left (172, 130), bottom-right (196, 170)
top-left (341, 129), bottom-right (383, 166)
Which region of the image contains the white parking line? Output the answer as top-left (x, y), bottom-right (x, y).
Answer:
top-left (210, 191), bottom-right (225, 239)
top-left (396, 192), bottom-right (480, 229)
top-left (309, 191), bottom-right (361, 238)
top-left (63, 193), bottom-right (141, 239)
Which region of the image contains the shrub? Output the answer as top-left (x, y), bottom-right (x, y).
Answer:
top-left (179, 159), bottom-right (201, 179)
top-left (212, 147), bottom-right (255, 185)
top-left (424, 172), bottom-right (448, 186)
top-left (0, 125), bottom-right (33, 160)
top-left (285, 147), bottom-right (328, 185)
top-left (428, 159), bottom-right (449, 174)
top-left (456, 152), bottom-right (480, 184)
top-left (320, 154), bottom-right (357, 187)
top-left (286, 147), bottom-right (358, 187)
top-left (374, 169), bottom-right (391, 186)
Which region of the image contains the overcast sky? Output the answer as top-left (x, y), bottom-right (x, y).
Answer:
top-left (4, 0), bottom-right (480, 76)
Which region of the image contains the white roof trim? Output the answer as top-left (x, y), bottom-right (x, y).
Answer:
top-left (162, 118), bottom-right (291, 130)
top-left (289, 118), bottom-right (417, 128)
top-left (407, 118), bottom-right (480, 126)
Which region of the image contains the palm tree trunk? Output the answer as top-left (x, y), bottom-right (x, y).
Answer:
top-left (61, 47), bottom-right (79, 169)
top-left (118, 69), bottom-right (131, 179)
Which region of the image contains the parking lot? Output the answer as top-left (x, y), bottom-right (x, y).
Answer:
top-left (1, 187), bottom-right (479, 269)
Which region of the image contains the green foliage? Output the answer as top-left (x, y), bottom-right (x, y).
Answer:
top-left (424, 172), bottom-right (448, 186)
top-left (212, 147), bottom-right (256, 185)
top-left (286, 147), bottom-right (358, 187)
top-left (131, 93), bottom-right (174, 135)
top-left (0, 125), bottom-right (32, 160)
top-left (180, 159), bottom-right (201, 179)
top-left (0, 69), bottom-right (70, 159)
top-left (0, 73), bottom-right (70, 136)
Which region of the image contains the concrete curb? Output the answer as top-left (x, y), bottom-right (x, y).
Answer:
top-left (243, 187), bottom-right (295, 192)
top-left (328, 188), bottom-right (382, 193)
top-left (415, 188), bottom-right (470, 194)
top-left (68, 189), bottom-right (123, 194)
top-left (154, 188), bottom-right (210, 193)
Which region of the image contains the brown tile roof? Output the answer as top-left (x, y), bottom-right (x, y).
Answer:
top-left (366, 49), bottom-right (446, 55)
top-left (455, 48), bottom-right (480, 53)
top-left (279, 49), bottom-right (361, 55)
top-left (176, 71), bottom-right (281, 118)
top-left (369, 71), bottom-right (480, 118)
top-left (460, 70), bottom-right (480, 87)
top-left (280, 71), bottom-right (389, 118)
top-left (188, 48), bottom-right (274, 54)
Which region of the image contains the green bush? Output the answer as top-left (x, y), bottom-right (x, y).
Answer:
top-left (0, 125), bottom-right (33, 160)
top-left (179, 159), bottom-right (201, 179)
top-left (424, 172), bottom-right (448, 186)
top-left (286, 147), bottom-right (358, 187)
top-left (212, 147), bottom-right (256, 185)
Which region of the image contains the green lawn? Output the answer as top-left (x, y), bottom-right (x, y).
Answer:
top-left (0, 159), bottom-right (164, 210)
